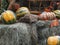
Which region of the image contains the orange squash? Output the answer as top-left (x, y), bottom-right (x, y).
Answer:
top-left (44, 7), bottom-right (51, 12)
top-left (50, 19), bottom-right (59, 27)
top-left (1, 10), bottom-right (16, 24)
top-left (47, 36), bottom-right (60, 45)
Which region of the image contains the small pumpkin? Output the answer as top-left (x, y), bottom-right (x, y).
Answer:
top-left (44, 7), bottom-right (51, 12)
top-left (39, 11), bottom-right (56, 20)
top-left (16, 7), bottom-right (30, 17)
top-left (47, 36), bottom-right (60, 45)
top-left (1, 10), bottom-right (16, 24)
top-left (53, 10), bottom-right (60, 19)
top-left (50, 19), bottom-right (59, 27)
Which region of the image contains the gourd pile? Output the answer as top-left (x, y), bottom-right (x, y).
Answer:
top-left (0, 7), bottom-right (60, 24)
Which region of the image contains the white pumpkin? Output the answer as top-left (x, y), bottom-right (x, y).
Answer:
top-left (39, 11), bottom-right (56, 20)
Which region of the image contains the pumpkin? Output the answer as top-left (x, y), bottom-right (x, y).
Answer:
top-left (47, 36), bottom-right (60, 45)
top-left (50, 19), bottom-right (59, 27)
top-left (39, 11), bottom-right (56, 20)
top-left (1, 10), bottom-right (16, 24)
top-left (16, 7), bottom-right (30, 17)
top-left (44, 7), bottom-right (51, 12)
top-left (53, 10), bottom-right (60, 18)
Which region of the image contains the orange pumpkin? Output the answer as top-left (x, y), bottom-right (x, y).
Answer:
top-left (47, 36), bottom-right (60, 45)
top-left (44, 7), bottom-right (51, 12)
top-left (50, 19), bottom-right (59, 27)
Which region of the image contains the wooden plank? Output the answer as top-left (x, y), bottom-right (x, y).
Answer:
top-left (30, 11), bottom-right (40, 14)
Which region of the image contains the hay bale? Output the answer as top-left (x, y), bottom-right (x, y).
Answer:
top-left (0, 23), bottom-right (38, 45)
top-left (36, 20), bottom-right (60, 45)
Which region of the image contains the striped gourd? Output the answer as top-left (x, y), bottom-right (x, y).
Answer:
top-left (39, 11), bottom-right (56, 20)
top-left (16, 7), bottom-right (30, 17)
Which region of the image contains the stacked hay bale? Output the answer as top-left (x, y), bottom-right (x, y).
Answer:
top-left (0, 23), bottom-right (38, 45)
